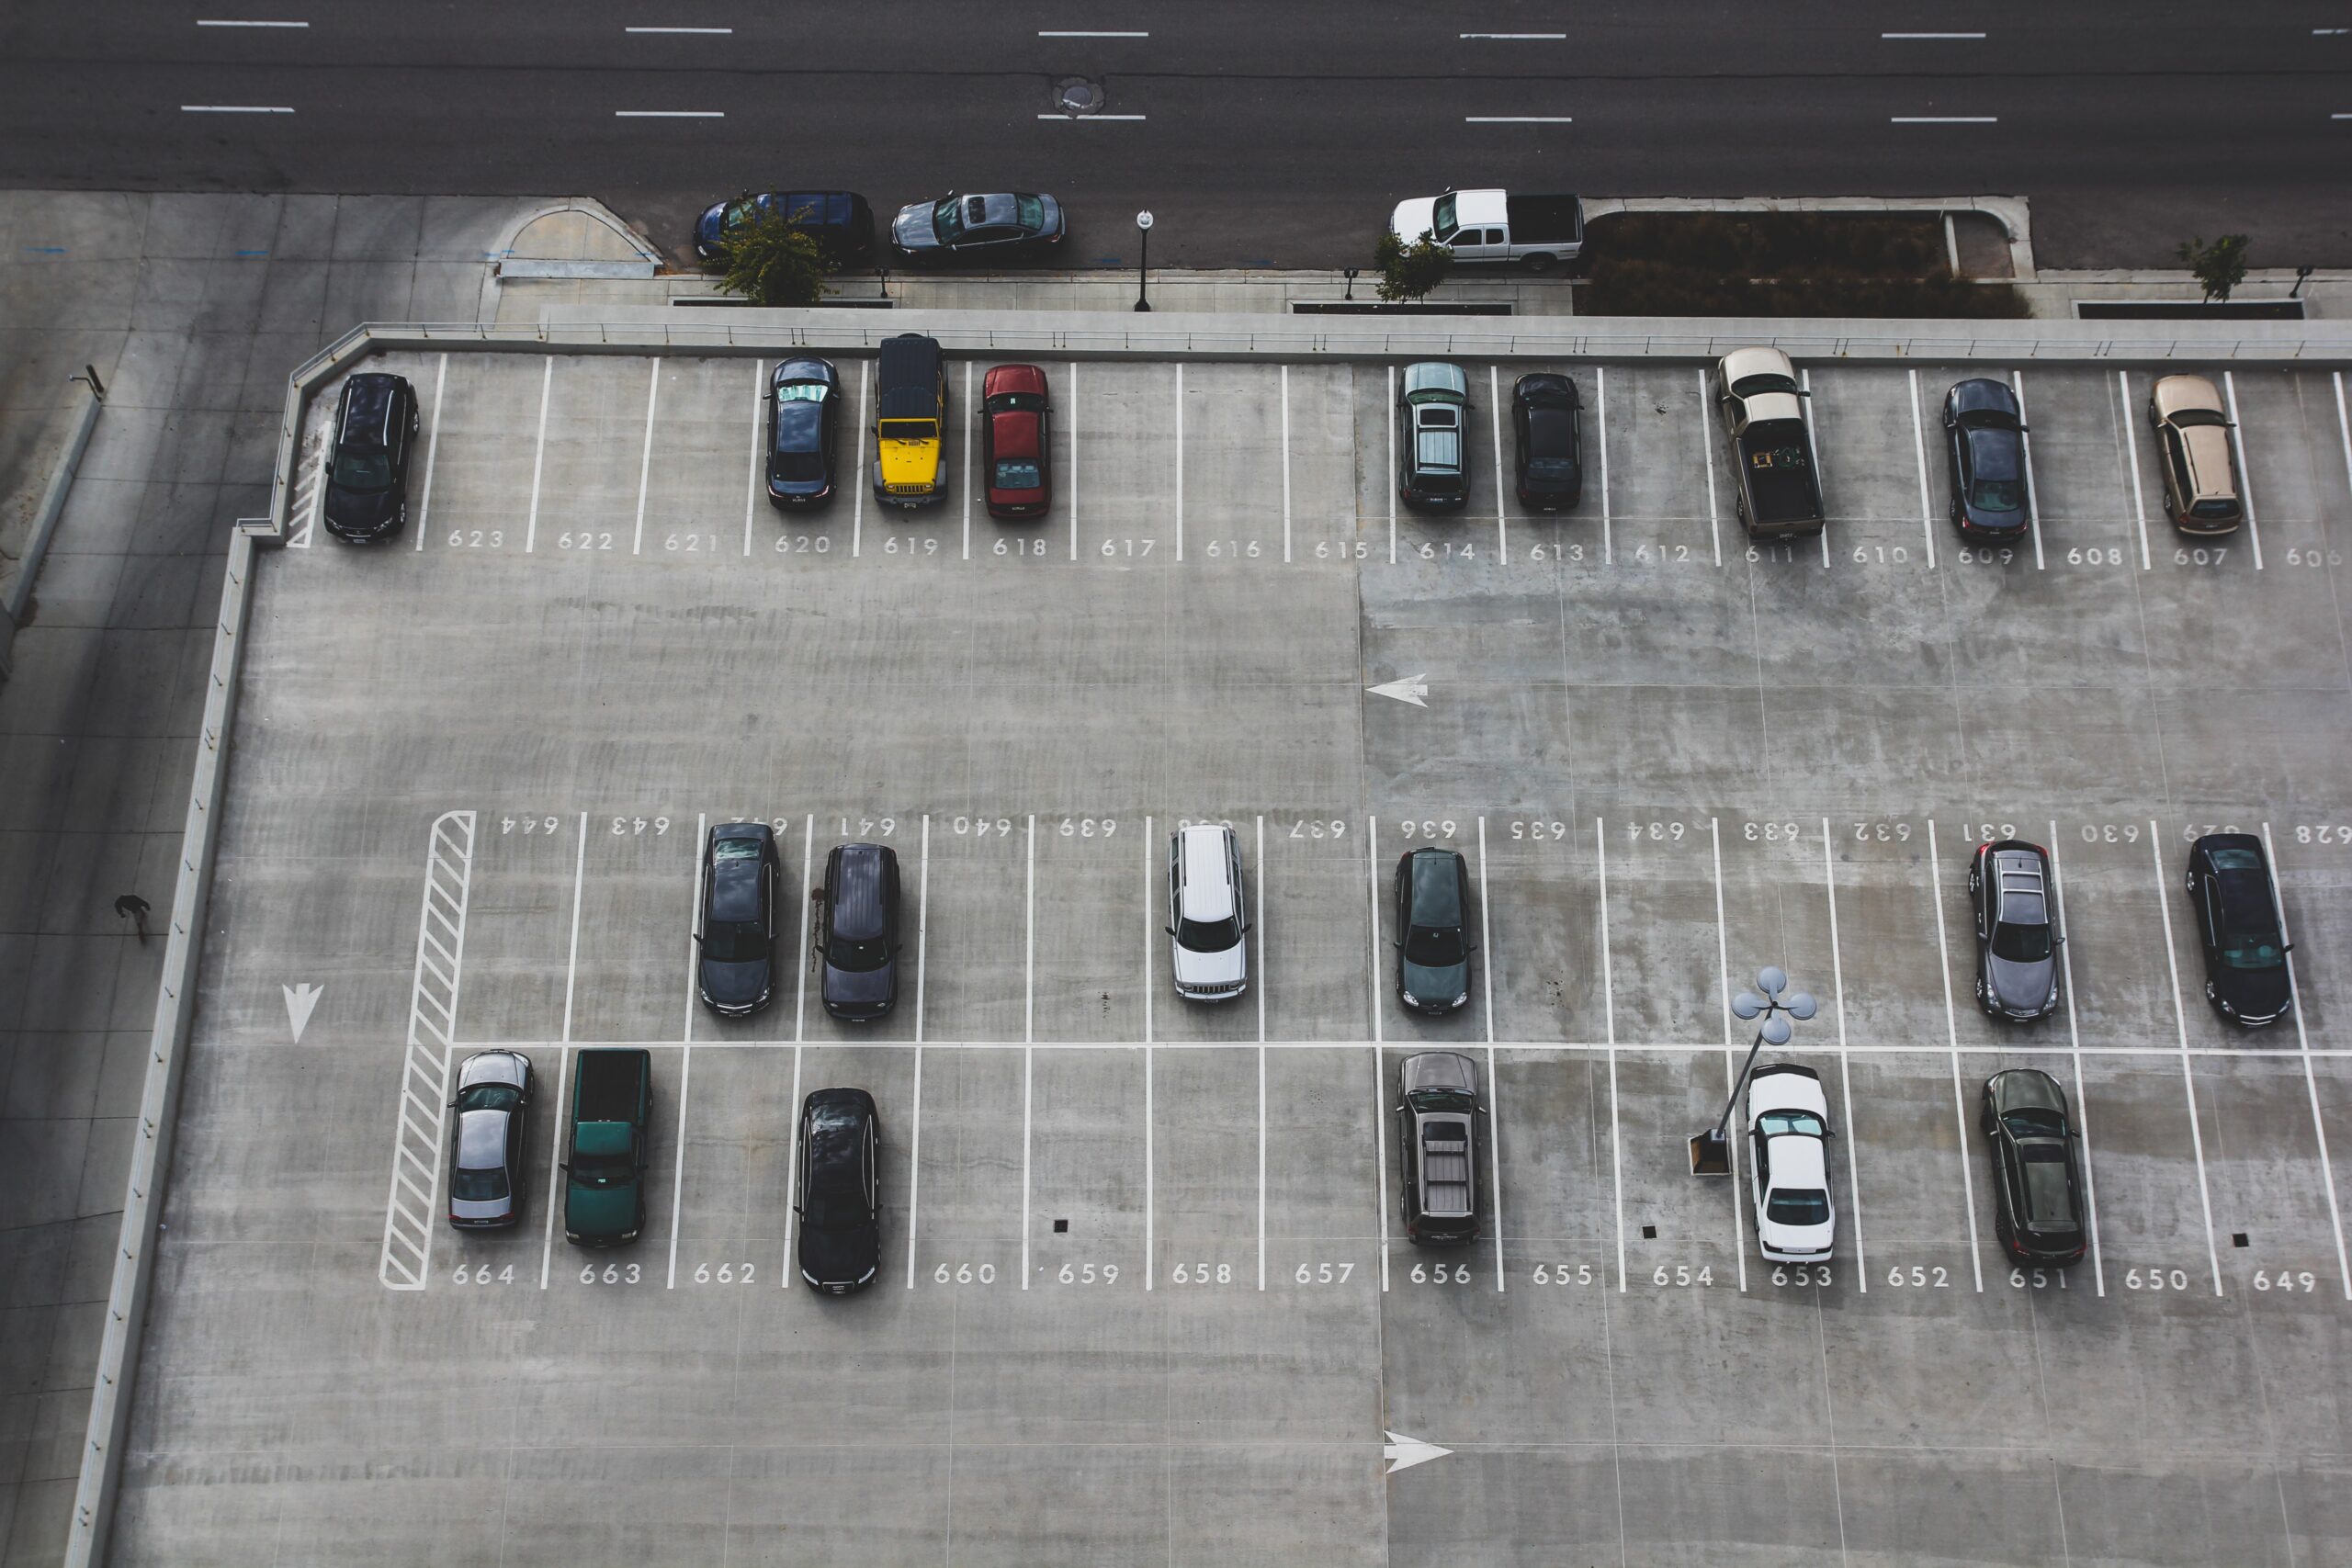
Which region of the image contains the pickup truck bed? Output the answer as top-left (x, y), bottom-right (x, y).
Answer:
top-left (1504, 195), bottom-right (1583, 245)
top-left (573, 1049), bottom-right (648, 1127)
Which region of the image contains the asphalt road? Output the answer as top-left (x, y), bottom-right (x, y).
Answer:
top-left (3, 2), bottom-right (2349, 269)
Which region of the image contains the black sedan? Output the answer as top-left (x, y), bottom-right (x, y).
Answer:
top-left (1395, 847), bottom-right (1474, 1017)
top-left (322, 371), bottom-right (420, 542)
top-left (1942, 378), bottom-right (2030, 539)
top-left (797, 1088), bottom-right (881, 1293)
top-left (890, 192), bottom-right (1065, 263)
top-left (1968, 840), bottom-right (2061, 1021)
top-left (816, 842), bottom-right (903, 1021)
top-left (767, 357), bottom-right (842, 507)
top-left (2185, 833), bottom-right (2294, 1026)
top-left (1980, 1068), bottom-right (2087, 1264)
top-left (447, 1050), bottom-right (531, 1229)
top-left (1511, 373), bottom-right (1583, 510)
top-left (697, 822), bottom-right (780, 1017)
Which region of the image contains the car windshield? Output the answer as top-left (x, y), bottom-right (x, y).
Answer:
top-left (450, 1167), bottom-right (508, 1201)
top-left (1766, 1188), bottom-right (1830, 1225)
top-left (331, 449), bottom-right (391, 491)
top-left (458, 1084), bottom-right (519, 1114)
top-left (703, 918), bottom-right (765, 964)
top-left (994, 458), bottom-right (1042, 490)
top-left (722, 198), bottom-right (760, 230)
top-left (1732, 372), bottom-right (1798, 398)
top-left (1757, 1110), bottom-right (1825, 1138)
top-left (830, 936), bottom-right (890, 973)
top-left (933, 198), bottom-right (963, 241)
top-left (571, 1152), bottom-right (631, 1184)
top-left (2003, 1108), bottom-right (2065, 1138)
top-left (1970, 478), bottom-right (2023, 513)
top-left (1990, 920), bottom-right (2052, 963)
top-left (1404, 924), bottom-right (1464, 967)
top-left (1409, 1088), bottom-right (1477, 1112)
top-left (775, 382), bottom-right (827, 403)
top-left (1432, 194), bottom-right (1457, 238)
top-left (1177, 915), bottom-right (1241, 953)
top-left (2170, 407), bottom-right (2226, 428)
top-left (1016, 195), bottom-right (1045, 231)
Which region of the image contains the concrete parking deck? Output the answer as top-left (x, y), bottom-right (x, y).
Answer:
top-left (107, 333), bottom-right (2352, 1565)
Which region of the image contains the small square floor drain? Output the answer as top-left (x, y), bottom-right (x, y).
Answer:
top-left (2232, 1232), bottom-right (2250, 1247)
top-left (1641, 1224), bottom-right (1657, 1240)
top-left (1053, 1219), bottom-right (1069, 1234)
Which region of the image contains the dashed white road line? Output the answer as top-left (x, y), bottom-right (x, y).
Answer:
top-left (1597, 364), bottom-right (1612, 564)
top-left (615, 109), bottom-right (724, 118)
top-left (627, 25), bottom-right (732, 33)
top-left (1462, 32), bottom-right (1565, 39)
top-left (2222, 370), bottom-right (2264, 569)
top-left (197, 17), bottom-right (308, 26)
top-left (537, 1046), bottom-right (569, 1290)
top-left (1711, 819), bottom-right (1747, 1290)
top-left (1478, 817), bottom-right (1503, 1292)
top-left (1599, 818), bottom-right (1624, 1292)
top-left (1907, 368), bottom-right (1938, 569)
top-left (1036, 113), bottom-right (1147, 120)
top-left (2263, 824), bottom-right (2352, 1300)
top-left (1891, 116), bottom-right (1997, 123)
top-left (1368, 815), bottom-right (1389, 1290)
top-left (741, 360), bottom-right (762, 556)
top-left (524, 355), bottom-right (551, 552)
top-left (1699, 367), bottom-right (1721, 566)
top-left (2044, 825), bottom-right (2105, 1295)
top-left (1039, 29), bottom-right (1148, 36)
top-left (1883, 30), bottom-right (1985, 39)
top-left (413, 353), bottom-right (446, 552)
top-left (1925, 822), bottom-right (1984, 1290)
top-left (907, 814), bottom-right (929, 1288)
top-left (561, 812), bottom-right (587, 1043)
top-left (634, 360), bottom-right (660, 556)
top-left (668, 812), bottom-right (704, 1289)
top-left (2011, 369), bottom-right (2047, 570)
top-left (2117, 369), bottom-right (2154, 570)
top-left (2148, 822), bottom-right (2225, 1295)
top-left (1821, 818), bottom-right (1868, 1292)
top-left (1465, 116), bottom-right (1573, 124)
top-left (181, 104), bottom-right (294, 113)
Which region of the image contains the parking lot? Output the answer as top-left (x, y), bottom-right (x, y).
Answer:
top-left (119, 344), bottom-right (2352, 1565)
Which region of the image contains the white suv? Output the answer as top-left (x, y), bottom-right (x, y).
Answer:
top-left (1168, 824), bottom-right (1249, 1000)
top-left (1747, 1063), bottom-right (1836, 1264)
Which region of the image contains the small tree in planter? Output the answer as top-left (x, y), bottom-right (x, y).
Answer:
top-left (1374, 228), bottom-right (1453, 303)
top-left (2177, 234), bottom-right (2252, 304)
top-left (718, 205), bottom-right (835, 308)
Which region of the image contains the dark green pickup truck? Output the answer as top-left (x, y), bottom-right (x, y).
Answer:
top-left (562, 1048), bottom-right (652, 1247)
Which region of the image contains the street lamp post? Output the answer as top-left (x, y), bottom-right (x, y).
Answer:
top-left (1689, 966), bottom-right (1818, 1176)
top-left (1134, 210), bottom-right (1154, 312)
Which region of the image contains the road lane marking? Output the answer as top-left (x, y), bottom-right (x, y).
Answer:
top-left (851, 357), bottom-right (869, 558)
top-left (1039, 29), bottom-right (1148, 36)
top-left (1479, 818), bottom-right (1502, 1292)
top-left (1022, 814), bottom-right (1035, 1287)
top-left (413, 353), bottom-right (447, 552)
top-left (1464, 116), bottom-right (1573, 123)
top-left (1907, 368), bottom-right (1938, 569)
top-left (1368, 816), bottom-right (1388, 1289)
top-left (960, 359), bottom-right (972, 561)
top-left (1067, 361), bottom-right (1080, 561)
top-left (524, 355), bottom-right (551, 552)
top-left (2011, 369), bottom-right (2046, 569)
top-left (1386, 365), bottom-right (1398, 564)
top-left (1599, 818), bottom-right (1623, 1292)
top-left (793, 814), bottom-right (813, 1041)
top-left (634, 361), bottom-right (660, 556)
top-left (1801, 367), bottom-right (1830, 567)
top-left (562, 813), bottom-right (587, 1043)
top-left (1037, 113), bottom-right (1147, 120)
top-left (2117, 369), bottom-right (2153, 569)
top-left (1174, 363), bottom-right (1184, 560)
top-left (669, 814), bottom-right (703, 1288)
top-left (779, 1040), bottom-right (803, 1288)
top-left (180, 105), bottom-right (294, 112)
top-left (1822, 818), bottom-right (1867, 1292)
top-left (615, 109), bottom-right (724, 118)
top-left (536, 1047), bottom-right (568, 1289)
top-left (197, 17), bottom-right (309, 25)
top-left (379, 809), bottom-right (475, 1291)
top-left (2148, 821), bottom-right (2225, 1295)
top-left (2263, 824), bottom-right (2352, 1299)
top-left (2335, 372), bottom-right (2352, 504)
top-left (627, 25), bottom-right (732, 33)
top-left (2222, 370), bottom-right (2264, 568)
top-left (1258, 815), bottom-right (1268, 1289)
top-left (2045, 825), bottom-right (2106, 1295)
top-left (908, 814), bottom-right (929, 1287)
top-left (1699, 367), bottom-right (1721, 565)
top-left (1891, 116), bottom-right (1997, 123)
top-left (1144, 815), bottom-right (1155, 1288)
top-left (1882, 31), bottom-right (1985, 38)
top-left (1490, 366), bottom-right (1509, 563)
top-left (1281, 366), bottom-right (1294, 563)
top-left (1925, 822), bottom-right (1984, 1290)
top-left (1711, 820), bottom-right (1747, 1289)
top-left (742, 360), bottom-right (762, 556)
top-left (1597, 365), bottom-right (1612, 563)
top-left (1462, 32), bottom-right (1565, 39)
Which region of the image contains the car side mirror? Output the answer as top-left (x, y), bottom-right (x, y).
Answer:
top-left (558, 1161), bottom-right (571, 1173)
top-left (2284, 942), bottom-right (2295, 954)
top-left (1164, 926), bottom-right (1177, 937)
top-left (690, 932), bottom-right (703, 946)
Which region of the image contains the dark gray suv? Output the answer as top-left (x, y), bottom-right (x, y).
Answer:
top-left (1968, 840), bottom-right (2060, 1021)
top-left (814, 842), bottom-right (903, 1022)
top-left (1395, 847), bottom-right (1474, 1016)
top-left (1396, 1052), bottom-right (1483, 1245)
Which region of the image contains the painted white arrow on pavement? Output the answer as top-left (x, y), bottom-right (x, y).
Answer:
top-left (1367, 674), bottom-right (1429, 707)
top-left (283, 982), bottom-right (324, 1043)
top-left (1383, 1430), bottom-right (1453, 1474)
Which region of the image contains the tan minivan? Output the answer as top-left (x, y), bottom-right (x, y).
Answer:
top-left (2147, 374), bottom-right (2242, 534)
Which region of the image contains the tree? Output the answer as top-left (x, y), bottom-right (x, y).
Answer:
top-left (1374, 228), bottom-right (1453, 303)
top-left (718, 204), bottom-right (835, 308)
top-left (2177, 234), bottom-right (2251, 304)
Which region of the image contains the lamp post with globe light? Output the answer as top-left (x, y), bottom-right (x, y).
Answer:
top-left (1690, 965), bottom-right (1818, 1176)
top-left (1133, 210), bottom-right (1153, 312)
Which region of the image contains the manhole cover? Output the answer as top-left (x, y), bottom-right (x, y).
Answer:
top-left (1054, 78), bottom-right (1105, 116)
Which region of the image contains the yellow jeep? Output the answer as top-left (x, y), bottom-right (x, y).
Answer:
top-left (873, 333), bottom-right (946, 506)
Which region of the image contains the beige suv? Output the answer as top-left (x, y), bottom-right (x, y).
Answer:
top-left (2148, 374), bottom-right (2242, 534)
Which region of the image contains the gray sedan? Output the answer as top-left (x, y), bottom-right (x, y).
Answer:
top-left (1968, 840), bottom-right (2061, 1021)
top-left (447, 1050), bottom-right (532, 1228)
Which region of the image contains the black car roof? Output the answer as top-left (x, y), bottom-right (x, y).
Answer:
top-left (1949, 378), bottom-right (2019, 420)
top-left (773, 356), bottom-right (837, 387)
top-left (828, 844), bottom-right (893, 942)
top-left (1515, 374), bottom-right (1577, 408)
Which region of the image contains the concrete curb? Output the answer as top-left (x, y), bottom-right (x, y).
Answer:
top-left (1581, 195), bottom-right (2037, 279)
top-left (0, 374), bottom-right (103, 679)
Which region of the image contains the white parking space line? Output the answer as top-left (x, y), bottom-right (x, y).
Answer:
top-left (960, 360), bottom-right (973, 562)
top-left (537, 1047), bottom-right (568, 1290)
top-left (2264, 825), bottom-right (2352, 1299)
top-left (1143, 815), bottom-right (1155, 1290)
top-left (1597, 365), bottom-right (1612, 564)
top-left (2148, 823), bottom-right (2225, 1294)
top-left (1174, 364), bottom-right (1185, 561)
top-left (1925, 822), bottom-right (1984, 1290)
top-left (1386, 365), bottom-right (1397, 565)
top-left (669, 814), bottom-right (703, 1288)
top-left (1281, 367), bottom-right (1295, 564)
top-left (1907, 369), bottom-right (1938, 570)
top-left (2335, 372), bottom-right (2352, 503)
top-left (1067, 361), bottom-right (1080, 561)
top-left (1368, 815), bottom-right (1389, 1290)
top-left (907, 815), bottom-right (929, 1288)
top-left (2010, 370), bottom-right (2047, 570)
top-left (1698, 367), bottom-right (1721, 566)
top-left (1489, 366), bottom-right (1509, 563)
top-left (562, 812), bottom-right (587, 1043)
top-left (1800, 368), bottom-right (1830, 568)
top-left (1711, 820), bottom-right (1747, 1289)
top-left (793, 815), bottom-right (813, 1041)
top-left (1478, 818), bottom-right (1503, 1292)
top-left (2117, 370), bottom-right (2154, 570)
top-left (741, 359), bottom-right (761, 557)
top-left (633, 361), bottom-right (659, 556)
top-left (1258, 815), bottom-right (1268, 1289)
top-left (779, 1041), bottom-right (803, 1289)
top-left (524, 355), bottom-right (551, 552)
top-left (1821, 819), bottom-right (1868, 1291)
top-left (851, 358), bottom-right (868, 558)
top-left (1022, 814), bottom-right (1035, 1288)
top-left (2222, 371), bottom-right (2265, 569)
top-left (413, 353), bottom-right (447, 552)
top-left (294, 435), bottom-right (322, 548)
top-left (2046, 826), bottom-right (2106, 1295)
top-left (1599, 818), bottom-right (1624, 1292)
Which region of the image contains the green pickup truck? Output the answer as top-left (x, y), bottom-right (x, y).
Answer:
top-left (562, 1048), bottom-right (652, 1247)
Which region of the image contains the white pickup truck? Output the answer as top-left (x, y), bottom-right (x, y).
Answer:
top-left (1387, 189), bottom-right (1585, 271)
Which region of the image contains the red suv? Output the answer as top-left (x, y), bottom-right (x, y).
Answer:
top-left (981, 364), bottom-right (1052, 519)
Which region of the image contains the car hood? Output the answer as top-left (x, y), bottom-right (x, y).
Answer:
top-left (324, 480), bottom-right (398, 533)
top-left (800, 1215), bottom-right (879, 1286)
top-left (695, 200), bottom-right (729, 247)
top-left (566, 1179), bottom-right (636, 1235)
top-left (2218, 962), bottom-right (2291, 1020)
top-left (892, 202), bottom-right (941, 250)
top-left (823, 959), bottom-right (896, 1011)
top-left (1401, 957), bottom-right (1468, 1005)
top-left (1390, 197), bottom-right (1439, 243)
top-left (700, 957), bottom-right (771, 1008)
top-left (1987, 954), bottom-right (2054, 1014)
top-left (1172, 942), bottom-right (1247, 988)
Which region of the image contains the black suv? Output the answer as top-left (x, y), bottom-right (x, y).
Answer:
top-left (814, 843), bottom-right (903, 1021)
top-left (2185, 833), bottom-right (2293, 1026)
top-left (1395, 847), bottom-right (1474, 1016)
top-left (322, 372), bottom-right (420, 542)
top-left (1968, 840), bottom-right (2061, 1021)
top-left (1396, 1052), bottom-right (1484, 1245)
top-left (767, 356), bottom-right (842, 507)
top-left (797, 1088), bottom-right (881, 1292)
top-left (1511, 372), bottom-right (1583, 511)
top-left (1980, 1068), bottom-right (2086, 1265)
top-left (697, 822), bottom-right (780, 1017)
